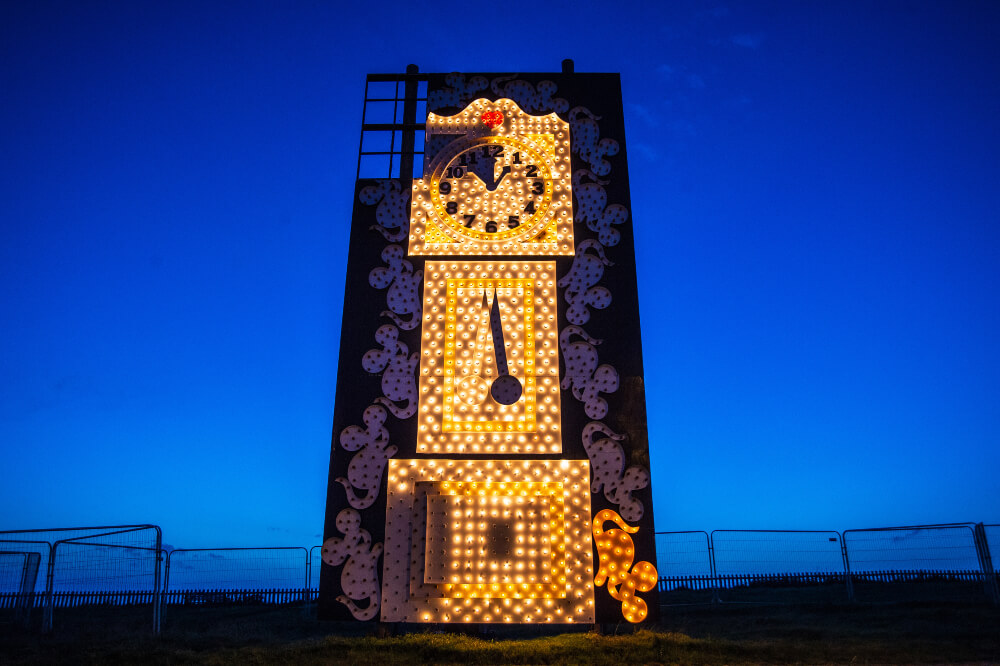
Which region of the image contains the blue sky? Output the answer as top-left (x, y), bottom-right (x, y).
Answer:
top-left (1, 1), bottom-right (997, 549)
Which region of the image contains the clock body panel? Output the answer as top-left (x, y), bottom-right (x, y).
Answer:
top-left (415, 260), bottom-right (562, 455)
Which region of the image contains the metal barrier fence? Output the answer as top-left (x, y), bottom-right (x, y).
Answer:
top-left (0, 525), bottom-right (161, 633)
top-left (2, 521), bottom-right (998, 635)
top-left (162, 547), bottom-right (310, 610)
top-left (309, 545), bottom-right (323, 590)
top-left (0, 550), bottom-right (41, 627)
top-left (655, 523), bottom-right (1000, 607)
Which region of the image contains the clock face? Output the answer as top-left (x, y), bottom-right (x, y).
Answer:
top-left (429, 135), bottom-right (555, 244)
top-left (408, 98), bottom-right (574, 257)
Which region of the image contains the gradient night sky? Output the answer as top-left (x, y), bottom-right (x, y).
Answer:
top-left (2, 1), bottom-right (997, 549)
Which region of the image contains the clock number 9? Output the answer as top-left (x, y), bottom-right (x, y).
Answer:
top-left (484, 220), bottom-right (498, 233)
top-left (439, 181), bottom-right (451, 194)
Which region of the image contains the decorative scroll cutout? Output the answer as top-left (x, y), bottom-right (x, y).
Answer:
top-left (369, 245), bottom-right (423, 330)
top-left (322, 508), bottom-right (383, 620)
top-left (593, 509), bottom-right (658, 623)
top-left (359, 180), bottom-right (410, 243)
top-left (559, 239), bottom-right (614, 325)
top-left (427, 73), bottom-right (489, 111)
top-left (573, 169), bottom-right (610, 225)
top-left (582, 422), bottom-right (649, 522)
top-left (572, 170), bottom-right (628, 247)
top-left (559, 326), bottom-right (619, 420)
top-left (489, 75), bottom-right (569, 114)
top-left (360, 324), bottom-right (419, 420)
top-left (568, 107), bottom-right (620, 177)
top-left (336, 404), bottom-right (397, 510)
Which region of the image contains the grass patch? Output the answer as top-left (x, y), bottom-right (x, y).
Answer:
top-left (3, 602), bottom-right (998, 664)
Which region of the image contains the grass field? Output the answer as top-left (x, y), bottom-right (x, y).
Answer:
top-left (2, 601), bottom-right (999, 664)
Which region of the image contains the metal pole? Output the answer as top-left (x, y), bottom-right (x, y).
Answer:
top-left (398, 64), bottom-right (419, 183)
top-left (153, 545), bottom-right (163, 634)
top-left (839, 531), bottom-right (854, 603)
top-left (43, 542), bottom-right (56, 633)
top-left (356, 79), bottom-right (370, 181)
top-left (303, 547), bottom-right (310, 605)
top-left (708, 531), bottom-right (720, 605)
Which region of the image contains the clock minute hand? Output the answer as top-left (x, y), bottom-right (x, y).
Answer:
top-left (487, 289), bottom-right (510, 376)
top-left (486, 288), bottom-right (523, 406)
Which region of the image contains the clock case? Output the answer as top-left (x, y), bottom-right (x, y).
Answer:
top-left (320, 71), bottom-right (658, 624)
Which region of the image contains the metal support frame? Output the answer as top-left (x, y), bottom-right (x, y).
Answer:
top-left (355, 69), bottom-right (428, 180)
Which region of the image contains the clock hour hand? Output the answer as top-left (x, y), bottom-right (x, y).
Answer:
top-left (469, 155), bottom-right (511, 191)
top-left (485, 165), bottom-right (511, 191)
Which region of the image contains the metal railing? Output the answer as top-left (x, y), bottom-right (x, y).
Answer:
top-left (655, 522), bottom-right (1000, 606)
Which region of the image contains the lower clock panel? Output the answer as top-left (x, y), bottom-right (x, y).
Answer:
top-left (380, 458), bottom-right (595, 623)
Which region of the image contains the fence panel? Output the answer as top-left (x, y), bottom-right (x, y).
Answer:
top-left (983, 525), bottom-right (1000, 557)
top-left (0, 525), bottom-right (161, 633)
top-left (309, 545), bottom-right (323, 593)
top-left (843, 524), bottom-right (987, 603)
top-left (0, 551), bottom-right (41, 626)
top-left (0, 538), bottom-right (52, 595)
top-left (710, 530), bottom-right (848, 604)
top-left (655, 531), bottom-right (714, 605)
top-left (50, 526), bottom-right (162, 632)
top-left (164, 547), bottom-right (309, 604)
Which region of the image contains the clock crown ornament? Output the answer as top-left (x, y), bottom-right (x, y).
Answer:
top-left (481, 110), bottom-right (504, 128)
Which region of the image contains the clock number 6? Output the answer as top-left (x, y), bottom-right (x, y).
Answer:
top-left (484, 220), bottom-right (498, 233)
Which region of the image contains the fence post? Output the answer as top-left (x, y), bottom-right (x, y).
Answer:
top-left (972, 523), bottom-right (999, 605)
top-left (43, 542), bottom-right (57, 633)
top-left (162, 549), bottom-right (173, 628)
top-left (303, 547), bottom-right (310, 605)
top-left (840, 531), bottom-right (854, 603)
top-left (153, 547), bottom-right (163, 635)
top-left (708, 531), bottom-right (720, 605)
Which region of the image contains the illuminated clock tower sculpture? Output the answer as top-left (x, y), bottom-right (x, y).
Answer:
top-left (321, 66), bottom-right (658, 625)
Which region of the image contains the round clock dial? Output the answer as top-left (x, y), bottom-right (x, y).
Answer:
top-left (428, 135), bottom-right (556, 243)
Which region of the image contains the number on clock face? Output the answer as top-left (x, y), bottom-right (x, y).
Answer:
top-left (433, 139), bottom-right (549, 237)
